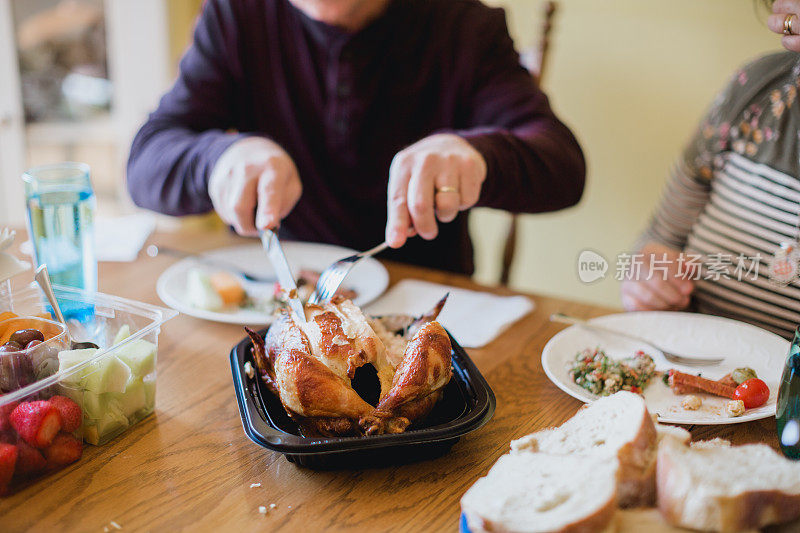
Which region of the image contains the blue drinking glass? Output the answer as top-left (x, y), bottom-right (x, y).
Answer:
top-left (22, 163), bottom-right (97, 321)
top-left (777, 326), bottom-right (800, 459)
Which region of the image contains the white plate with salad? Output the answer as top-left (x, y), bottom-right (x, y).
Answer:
top-left (542, 311), bottom-right (789, 424)
top-left (156, 242), bottom-right (390, 325)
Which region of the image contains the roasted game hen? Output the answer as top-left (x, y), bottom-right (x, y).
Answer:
top-left (246, 295), bottom-right (452, 437)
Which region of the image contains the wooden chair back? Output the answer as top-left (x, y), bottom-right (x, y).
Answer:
top-left (499, 1), bottom-right (558, 286)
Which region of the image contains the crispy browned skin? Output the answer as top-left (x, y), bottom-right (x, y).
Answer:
top-left (249, 299), bottom-right (452, 437)
top-left (360, 322), bottom-right (452, 435)
top-left (260, 311), bottom-right (375, 436)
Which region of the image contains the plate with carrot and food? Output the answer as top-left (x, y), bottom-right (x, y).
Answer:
top-left (156, 242), bottom-right (389, 325)
top-left (541, 311), bottom-right (788, 424)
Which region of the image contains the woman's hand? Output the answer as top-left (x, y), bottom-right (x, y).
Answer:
top-left (385, 134), bottom-right (487, 248)
top-left (620, 243), bottom-right (695, 312)
top-left (208, 137), bottom-right (302, 236)
top-left (768, 0), bottom-right (800, 52)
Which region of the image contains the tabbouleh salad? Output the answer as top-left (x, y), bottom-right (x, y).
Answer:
top-left (568, 348), bottom-right (656, 396)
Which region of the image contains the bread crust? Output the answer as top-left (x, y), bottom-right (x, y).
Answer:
top-left (719, 491), bottom-right (800, 531)
top-left (656, 442), bottom-right (690, 528)
top-left (463, 494), bottom-right (617, 533)
top-left (614, 406), bottom-right (658, 508)
top-left (617, 452), bottom-right (656, 509)
top-left (656, 440), bottom-right (800, 532)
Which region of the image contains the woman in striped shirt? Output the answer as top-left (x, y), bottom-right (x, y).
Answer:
top-left (623, 48), bottom-right (800, 339)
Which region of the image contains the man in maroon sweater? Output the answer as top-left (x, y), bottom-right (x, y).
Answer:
top-left (127, 0), bottom-right (585, 273)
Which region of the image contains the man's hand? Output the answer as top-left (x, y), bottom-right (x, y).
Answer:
top-left (385, 133), bottom-right (487, 247)
top-left (768, 0), bottom-right (800, 52)
top-left (620, 243), bottom-right (695, 312)
top-left (208, 137), bottom-right (302, 236)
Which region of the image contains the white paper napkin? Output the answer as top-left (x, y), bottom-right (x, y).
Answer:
top-left (95, 213), bottom-right (155, 262)
top-left (364, 279), bottom-right (535, 348)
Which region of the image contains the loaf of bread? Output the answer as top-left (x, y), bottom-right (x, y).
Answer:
top-left (657, 437), bottom-right (800, 532)
top-left (460, 452), bottom-right (618, 533)
top-left (461, 389), bottom-right (799, 532)
top-left (461, 392), bottom-right (660, 532)
top-left (511, 391), bottom-right (658, 508)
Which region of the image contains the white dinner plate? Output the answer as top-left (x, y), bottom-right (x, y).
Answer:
top-left (156, 242), bottom-right (389, 325)
top-left (542, 311), bottom-right (789, 425)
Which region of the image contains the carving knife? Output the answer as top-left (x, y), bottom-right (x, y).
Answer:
top-left (259, 230), bottom-right (306, 323)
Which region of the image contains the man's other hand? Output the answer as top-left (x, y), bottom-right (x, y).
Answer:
top-left (385, 133), bottom-right (487, 248)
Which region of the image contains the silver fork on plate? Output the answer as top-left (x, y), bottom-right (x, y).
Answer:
top-left (308, 241), bottom-right (389, 305)
top-left (550, 313), bottom-right (724, 366)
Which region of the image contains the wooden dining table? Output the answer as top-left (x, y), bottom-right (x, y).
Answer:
top-left (0, 228), bottom-right (782, 532)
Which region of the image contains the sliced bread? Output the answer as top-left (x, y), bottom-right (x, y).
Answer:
top-left (657, 437), bottom-right (800, 532)
top-left (655, 423), bottom-right (691, 446)
top-left (511, 391), bottom-right (657, 508)
top-left (460, 452), bottom-right (618, 533)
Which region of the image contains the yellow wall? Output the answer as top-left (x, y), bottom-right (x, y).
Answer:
top-left (166, 0), bottom-right (203, 69)
top-left (472, 0), bottom-right (783, 308)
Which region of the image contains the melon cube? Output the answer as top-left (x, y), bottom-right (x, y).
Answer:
top-left (143, 376), bottom-right (156, 409)
top-left (115, 339), bottom-right (156, 378)
top-left (58, 348), bottom-right (99, 384)
top-left (110, 378), bottom-right (146, 418)
top-left (113, 324), bottom-right (131, 345)
top-left (95, 400), bottom-right (129, 439)
top-left (83, 355), bottom-right (132, 394)
top-left (82, 391), bottom-right (107, 420)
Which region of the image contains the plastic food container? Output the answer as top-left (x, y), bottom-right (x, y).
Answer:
top-left (230, 328), bottom-right (496, 469)
top-left (0, 283), bottom-right (176, 495)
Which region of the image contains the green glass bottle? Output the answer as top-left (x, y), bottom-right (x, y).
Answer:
top-left (777, 327), bottom-right (800, 459)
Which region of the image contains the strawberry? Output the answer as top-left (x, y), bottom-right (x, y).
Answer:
top-left (48, 396), bottom-right (82, 433)
top-left (0, 431), bottom-right (15, 445)
top-left (0, 401), bottom-right (18, 432)
top-left (14, 440), bottom-right (46, 477)
top-left (0, 443), bottom-right (18, 495)
top-left (9, 401), bottom-right (61, 448)
top-left (43, 433), bottom-right (82, 469)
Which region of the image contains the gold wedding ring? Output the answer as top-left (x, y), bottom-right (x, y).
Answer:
top-left (436, 186), bottom-right (459, 194)
top-left (785, 13), bottom-right (797, 36)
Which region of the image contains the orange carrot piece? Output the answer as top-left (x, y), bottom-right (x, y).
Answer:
top-left (210, 271), bottom-right (246, 306)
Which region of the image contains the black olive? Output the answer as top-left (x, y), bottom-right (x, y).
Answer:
top-left (9, 329), bottom-right (45, 347)
top-left (25, 339), bottom-right (43, 350)
top-left (0, 341), bottom-right (22, 353)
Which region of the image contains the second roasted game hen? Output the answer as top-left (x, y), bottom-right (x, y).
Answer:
top-left (246, 296), bottom-right (452, 437)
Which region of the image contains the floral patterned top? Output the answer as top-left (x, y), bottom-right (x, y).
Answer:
top-left (640, 51), bottom-right (800, 339)
top-left (687, 51), bottom-right (800, 180)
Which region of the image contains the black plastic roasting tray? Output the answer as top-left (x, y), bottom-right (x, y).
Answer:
top-left (230, 327), bottom-right (495, 469)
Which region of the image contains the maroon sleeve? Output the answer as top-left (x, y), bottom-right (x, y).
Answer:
top-left (456, 8), bottom-right (586, 213)
top-left (125, 0), bottom-right (248, 216)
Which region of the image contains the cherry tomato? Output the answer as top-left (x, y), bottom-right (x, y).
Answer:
top-left (733, 378), bottom-right (769, 409)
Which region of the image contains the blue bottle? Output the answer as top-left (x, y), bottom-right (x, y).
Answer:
top-left (777, 326), bottom-right (800, 459)
top-left (22, 162), bottom-right (97, 321)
